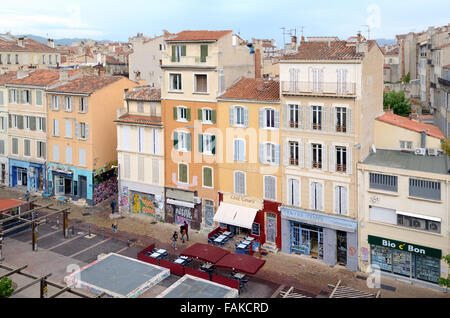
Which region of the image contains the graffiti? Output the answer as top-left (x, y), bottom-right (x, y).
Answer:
top-left (93, 176), bottom-right (118, 205)
top-left (369, 195), bottom-right (380, 204)
top-left (132, 192), bottom-right (156, 216)
top-left (175, 206), bottom-right (192, 220)
top-left (94, 160), bottom-right (118, 177)
top-left (119, 186), bottom-right (129, 207)
top-left (349, 246), bottom-right (357, 257)
top-left (361, 247), bottom-right (369, 262)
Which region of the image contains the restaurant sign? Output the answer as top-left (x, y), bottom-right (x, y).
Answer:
top-left (222, 193), bottom-right (263, 210)
top-left (368, 235), bottom-right (442, 259)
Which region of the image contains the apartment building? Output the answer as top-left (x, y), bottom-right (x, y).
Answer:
top-left (0, 71), bottom-right (17, 185)
top-left (128, 32), bottom-right (171, 86)
top-left (0, 34), bottom-right (60, 72)
top-left (115, 86), bottom-right (165, 220)
top-left (357, 117), bottom-right (449, 287)
top-left (383, 47), bottom-right (401, 83)
top-left (278, 35), bottom-right (384, 271)
top-left (216, 78), bottom-right (282, 250)
top-left (46, 74), bottom-right (136, 205)
top-left (161, 30), bottom-right (255, 231)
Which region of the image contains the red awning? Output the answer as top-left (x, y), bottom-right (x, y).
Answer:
top-left (215, 254), bottom-right (266, 275)
top-left (180, 243), bottom-right (230, 264)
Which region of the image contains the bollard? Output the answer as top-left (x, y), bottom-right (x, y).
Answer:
top-left (88, 225), bottom-right (91, 237)
top-left (56, 216), bottom-right (60, 227)
top-left (72, 226), bottom-right (75, 236)
top-left (127, 238), bottom-right (130, 247)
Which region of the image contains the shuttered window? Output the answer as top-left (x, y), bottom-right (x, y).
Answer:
top-left (264, 176), bottom-right (276, 200)
top-left (369, 173), bottom-right (398, 192)
top-left (0, 140), bottom-right (4, 155)
top-left (409, 178), bottom-right (441, 201)
top-left (12, 138), bottom-right (18, 155)
top-left (138, 157), bottom-right (145, 182)
top-left (179, 163), bottom-right (188, 183)
top-left (138, 127), bottom-right (145, 153)
top-left (79, 149), bottom-right (86, 167)
top-left (122, 126), bottom-right (131, 150)
top-left (234, 139), bottom-right (245, 161)
top-left (234, 171), bottom-right (246, 195)
top-left (152, 159), bottom-right (159, 184)
top-left (334, 185), bottom-right (348, 215)
top-left (35, 90), bottom-right (43, 106)
top-left (24, 139), bottom-right (31, 156)
top-left (53, 119), bottom-right (59, 136)
top-left (194, 74), bottom-right (207, 93)
top-left (288, 178), bottom-right (300, 206)
top-left (0, 91), bottom-right (4, 106)
top-left (65, 120), bottom-right (72, 138)
top-left (123, 155), bottom-right (130, 179)
top-left (52, 145), bottom-right (59, 162)
top-left (310, 182), bottom-right (323, 211)
top-left (37, 141), bottom-right (46, 159)
top-left (200, 45), bottom-right (208, 62)
top-left (203, 167), bottom-right (213, 188)
top-left (65, 147), bottom-right (72, 164)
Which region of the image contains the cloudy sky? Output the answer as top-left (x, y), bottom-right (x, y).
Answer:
top-left (0, 0), bottom-right (448, 45)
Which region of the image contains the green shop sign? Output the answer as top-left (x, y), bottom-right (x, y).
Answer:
top-left (368, 235), bottom-right (442, 259)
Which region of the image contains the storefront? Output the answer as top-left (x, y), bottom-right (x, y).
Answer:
top-left (0, 156), bottom-right (8, 185)
top-left (118, 180), bottom-right (164, 220)
top-left (165, 188), bottom-right (202, 230)
top-left (281, 207), bottom-right (358, 271)
top-left (368, 235), bottom-right (442, 284)
top-left (9, 159), bottom-right (46, 192)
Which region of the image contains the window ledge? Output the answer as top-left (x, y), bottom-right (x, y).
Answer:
top-left (407, 196), bottom-right (442, 204)
top-left (176, 119), bottom-right (188, 123)
top-left (168, 90), bottom-right (184, 94)
top-left (193, 92), bottom-right (209, 95)
top-left (367, 189), bottom-right (399, 197)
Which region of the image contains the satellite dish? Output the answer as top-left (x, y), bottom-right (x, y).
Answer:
top-left (371, 144), bottom-right (376, 153)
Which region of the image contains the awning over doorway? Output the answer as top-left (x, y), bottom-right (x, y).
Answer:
top-left (213, 202), bottom-right (258, 230)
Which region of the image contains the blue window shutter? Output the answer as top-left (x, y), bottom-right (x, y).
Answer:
top-left (259, 143), bottom-right (264, 164)
top-left (187, 133), bottom-right (191, 151)
top-left (234, 140), bottom-right (238, 161)
top-left (275, 109), bottom-right (280, 128)
top-left (244, 107), bottom-right (249, 127)
top-left (275, 144), bottom-right (280, 165)
top-left (229, 106), bottom-right (234, 126)
top-left (239, 140), bottom-right (245, 161)
top-left (173, 131), bottom-right (178, 150)
top-left (259, 109), bottom-right (264, 128)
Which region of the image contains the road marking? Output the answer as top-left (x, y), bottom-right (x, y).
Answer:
top-left (68, 238), bottom-right (112, 259)
top-left (115, 246), bottom-right (129, 254)
top-left (270, 284), bottom-right (285, 298)
top-left (48, 235), bottom-right (82, 251)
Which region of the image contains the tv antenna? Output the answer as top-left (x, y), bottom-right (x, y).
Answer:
top-left (362, 24), bottom-right (370, 40)
top-left (281, 27), bottom-right (297, 48)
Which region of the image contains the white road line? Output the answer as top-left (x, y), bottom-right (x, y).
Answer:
top-left (115, 246), bottom-right (130, 255)
top-left (48, 235), bottom-right (83, 251)
top-left (68, 238), bottom-right (112, 258)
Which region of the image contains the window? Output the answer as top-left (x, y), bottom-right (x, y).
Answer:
top-left (21, 90), bottom-right (31, 104)
top-left (200, 45), bottom-right (208, 62)
top-left (203, 167), bottom-right (213, 188)
top-left (174, 131), bottom-right (190, 152)
top-left (65, 120), bottom-right (72, 138)
top-left (334, 185), bottom-right (348, 215)
top-left (0, 91), bottom-right (3, 106)
top-left (122, 126), bottom-right (131, 150)
top-left (265, 108), bottom-right (275, 128)
top-left (400, 141), bottom-right (413, 151)
top-left (0, 116), bottom-right (6, 131)
top-left (12, 138), bottom-right (18, 155)
top-left (152, 159), bottom-right (159, 184)
top-left (234, 171), bottom-right (246, 195)
top-left (79, 97), bottom-right (88, 113)
top-left (202, 108), bottom-right (212, 123)
top-left (194, 74), bottom-right (207, 93)
top-left (42, 55), bottom-right (46, 64)
top-left (312, 106), bottom-right (322, 130)
top-left (24, 139), bottom-right (31, 156)
top-left (123, 155), bottom-right (130, 179)
top-left (201, 134), bottom-right (214, 155)
top-left (310, 182), bottom-right (323, 211)
top-left (53, 119), bottom-right (59, 137)
top-left (169, 73), bottom-right (182, 91)
top-left (25, 116), bottom-right (30, 130)
top-left (409, 178), bottom-right (441, 201)
top-left (64, 96), bottom-right (72, 111)
top-left (336, 146), bottom-right (347, 172)
top-left (235, 106), bottom-right (245, 126)
top-left (178, 163), bottom-right (188, 183)
top-left (369, 173), bottom-right (398, 192)
top-left (138, 157), bottom-right (145, 182)
top-left (9, 89), bottom-right (18, 104)
top-left (7, 54), bottom-right (11, 64)
top-left (289, 141), bottom-right (299, 166)
top-left (37, 141), bottom-right (46, 159)
top-left (264, 143), bottom-right (276, 164)
top-left (79, 122), bottom-right (87, 139)
top-left (65, 147), bottom-right (72, 164)
top-left (289, 104), bottom-right (299, 128)
top-left (312, 144), bottom-right (322, 169)
top-left (49, 55), bottom-right (52, 64)
top-left (52, 96), bottom-right (59, 110)
top-left (52, 145), bottom-right (60, 162)
top-left (151, 129), bottom-right (159, 155)
top-left (79, 149), bottom-right (86, 167)
top-left (171, 45), bottom-right (185, 62)
top-left (0, 140), bottom-right (4, 155)
top-left (35, 90), bottom-right (43, 106)
top-left (397, 214), bottom-right (441, 233)
top-left (137, 127), bottom-right (145, 153)
top-left (234, 139), bottom-right (245, 161)
top-left (137, 102), bottom-right (144, 113)
top-left (287, 178), bottom-right (300, 206)
top-left (264, 176), bottom-right (276, 200)
top-left (336, 107), bottom-right (347, 132)
top-left (176, 106), bottom-right (188, 121)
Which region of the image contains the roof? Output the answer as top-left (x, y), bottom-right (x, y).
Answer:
top-left (362, 149), bottom-right (450, 175)
top-left (376, 111), bottom-right (445, 140)
top-left (282, 40), bottom-right (378, 61)
top-left (166, 30), bottom-right (232, 42)
top-left (0, 199), bottom-right (25, 212)
top-left (215, 254), bottom-right (266, 275)
top-left (385, 48), bottom-right (399, 56)
top-left (180, 243), bottom-right (230, 264)
top-left (105, 55), bottom-right (125, 65)
top-left (218, 77), bottom-right (280, 102)
top-left (6, 69), bottom-right (79, 87)
top-left (48, 75), bottom-right (123, 94)
top-left (0, 71), bottom-right (17, 85)
top-left (126, 86), bottom-right (161, 101)
top-left (115, 114), bottom-right (162, 126)
top-left (0, 36), bottom-right (58, 53)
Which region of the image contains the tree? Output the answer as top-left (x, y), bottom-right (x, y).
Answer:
top-left (439, 254), bottom-right (450, 291)
top-left (442, 138), bottom-right (450, 157)
top-left (0, 277), bottom-right (14, 298)
top-left (403, 72), bottom-right (411, 84)
top-left (383, 90), bottom-right (412, 117)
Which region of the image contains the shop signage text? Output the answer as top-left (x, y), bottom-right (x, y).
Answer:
top-left (368, 235), bottom-right (441, 259)
top-left (223, 193), bottom-right (263, 210)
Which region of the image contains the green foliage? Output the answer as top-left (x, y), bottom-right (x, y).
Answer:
top-left (439, 255), bottom-right (450, 289)
top-left (383, 90), bottom-right (412, 117)
top-left (441, 138), bottom-right (450, 157)
top-left (0, 277), bottom-right (14, 298)
top-left (404, 72), bottom-right (411, 84)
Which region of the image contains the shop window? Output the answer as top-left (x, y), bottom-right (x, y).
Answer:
top-left (252, 223), bottom-right (260, 236)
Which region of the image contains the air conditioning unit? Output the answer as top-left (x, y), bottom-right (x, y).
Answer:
top-left (427, 148), bottom-right (438, 156)
top-left (412, 219), bottom-right (426, 230)
top-left (427, 221), bottom-right (440, 232)
top-left (193, 197), bottom-right (202, 204)
top-left (414, 148), bottom-right (426, 156)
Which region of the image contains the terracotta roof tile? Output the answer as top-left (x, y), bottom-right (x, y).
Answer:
top-left (377, 111), bottom-right (445, 140)
top-left (126, 86), bottom-right (161, 101)
top-left (166, 30), bottom-right (232, 42)
top-left (115, 114), bottom-right (162, 126)
top-left (218, 77), bottom-right (280, 102)
top-left (282, 40), bottom-right (378, 61)
top-left (0, 36), bottom-right (58, 53)
top-left (0, 199), bottom-right (25, 212)
top-left (48, 75), bottom-right (123, 94)
top-left (105, 55), bottom-right (125, 65)
top-left (0, 71), bottom-right (17, 85)
top-left (6, 69), bottom-right (79, 87)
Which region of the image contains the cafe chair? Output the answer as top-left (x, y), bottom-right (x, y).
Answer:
top-left (152, 248), bottom-right (158, 254)
top-left (208, 237), bottom-right (215, 244)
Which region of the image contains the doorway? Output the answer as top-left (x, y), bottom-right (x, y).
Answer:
top-left (336, 231), bottom-right (347, 266)
top-left (1, 164), bottom-right (5, 183)
top-left (64, 178), bottom-right (72, 195)
top-left (266, 213), bottom-right (277, 244)
top-left (79, 176), bottom-right (87, 199)
top-left (38, 169), bottom-right (43, 191)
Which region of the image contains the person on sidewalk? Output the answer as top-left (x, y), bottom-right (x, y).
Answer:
top-left (110, 199), bottom-right (117, 214)
top-left (181, 227), bottom-right (187, 244)
top-left (183, 221), bottom-right (189, 241)
top-left (25, 190), bottom-right (30, 202)
top-left (180, 224), bottom-right (185, 243)
top-left (172, 231), bottom-right (178, 250)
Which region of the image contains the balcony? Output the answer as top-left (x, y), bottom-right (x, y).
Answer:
top-left (162, 54), bottom-right (218, 69)
top-left (438, 77), bottom-right (450, 87)
top-left (336, 164), bottom-right (347, 172)
top-left (312, 161), bottom-right (322, 169)
top-left (281, 81), bottom-right (356, 97)
top-left (289, 158), bottom-right (299, 166)
top-left (336, 125), bottom-right (347, 133)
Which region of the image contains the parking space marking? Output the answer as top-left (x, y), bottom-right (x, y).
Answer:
top-left (115, 246), bottom-right (130, 254)
top-left (47, 234), bottom-right (83, 251)
top-left (68, 238), bottom-right (112, 259)
top-left (271, 284), bottom-right (285, 298)
top-left (35, 228), bottom-right (63, 240)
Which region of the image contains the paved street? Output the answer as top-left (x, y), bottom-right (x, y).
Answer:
top-left (1, 187), bottom-right (449, 298)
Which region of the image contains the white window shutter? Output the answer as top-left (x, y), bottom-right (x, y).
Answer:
top-left (322, 107), bottom-right (327, 131)
top-left (305, 143), bottom-right (311, 169)
top-left (152, 159), bottom-right (159, 184)
top-left (329, 146), bottom-right (336, 173)
top-left (305, 106), bottom-right (311, 130)
top-left (244, 107), bottom-right (249, 127)
top-left (75, 122), bottom-right (80, 139)
top-left (229, 106), bottom-right (234, 126)
top-left (342, 186), bottom-right (348, 215)
top-left (293, 179), bottom-right (300, 206)
top-left (346, 147), bottom-right (352, 175)
top-left (330, 107), bottom-right (335, 133)
top-left (310, 182), bottom-right (315, 210)
top-left (259, 143), bottom-right (264, 164)
top-left (65, 147), bottom-right (72, 164)
top-left (283, 104), bottom-right (288, 128)
top-left (275, 109), bottom-right (280, 129)
top-left (154, 129), bottom-right (160, 155)
top-left (259, 108), bottom-right (264, 128)
top-left (322, 144), bottom-right (328, 172)
top-left (334, 186), bottom-right (340, 214)
top-left (299, 105), bottom-right (304, 129)
top-left (287, 179), bottom-right (293, 205)
top-left (299, 142), bottom-right (304, 168)
top-left (347, 108), bottom-right (352, 134)
top-left (283, 141), bottom-right (289, 166)
top-left (85, 123), bottom-right (89, 140)
top-left (53, 145), bottom-right (59, 162)
top-left (234, 140), bottom-right (238, 161)
top-left (139, 127), bottom-right (145, 153)
top-left (317, 183), bottom-right (323, 211)
top-left (275, 144), bottom-right (280, 166)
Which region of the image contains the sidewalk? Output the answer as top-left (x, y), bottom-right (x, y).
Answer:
top-left (1, 187), bottom-right (448, 298)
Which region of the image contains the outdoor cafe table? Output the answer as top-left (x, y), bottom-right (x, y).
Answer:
top-left (236, 244), bottom-right (247, 249)
top-left (245, 237), bottom-right (255, 241)
top-left (242, 240), bottom-right (251, 245)
top-left (150, 252), bottom-right (161, 258)
top-left (223, 231), bottom-right (232, 236)
top-left (173, 258), bottom-right (186, 265)
top-left (233, 272), bottom-right (246, 280)
top-left (156, 249), bottom-right (167, 254)
top-left (214, 236), bottom-right (227, 244)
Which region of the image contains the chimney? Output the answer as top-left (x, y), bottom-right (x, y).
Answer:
top-left (357, 32), bottom-right (362, 42)
top-left (301, 36), bottom-right (305, 44)
top-left (17, 37), bottom-right (25, 47)
top-left (59, 70), bottom-right (68, 82)
top-left (254, 49), bottom-right (262, 79)
top-left (17, 70), bottom-right (30, 79)
top-left (47, 39), bottom-right (55, 48)
top-left (256, 78), bottom-right (265, 91)
top-left (291, 35), bottom-right (297, 45)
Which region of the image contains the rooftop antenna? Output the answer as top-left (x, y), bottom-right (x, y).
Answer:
top-left (299, 26), bottom-right (305, 38)
top-left (362, 24), bottom-right (370, 40)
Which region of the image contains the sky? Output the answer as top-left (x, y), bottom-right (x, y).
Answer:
top-left (0, 0), bottom-right (448, 46)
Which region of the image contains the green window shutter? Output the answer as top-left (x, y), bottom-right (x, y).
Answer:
top-left (172, 46), bottom-right (176, 62)
top-left (42, 118), bottom-right (46, 132)
top-left (198, 109), bottom-right (203, 121)
top-left (173, 107), bottom-right (178, 120)
top-left (200, 45), bottom-right (208, 62)
top-left (173, 131), bottom-right (178, 150)
top-left (181, 45), bottom-right (186, 56)
top-left (186, 108), bottom-right (191, 121)
top-left (212, 135), bottom-right (216, 154)
top-left (8, 89), bottom-right (12, 103)
top-left (198, 134), bottom-right (203, 153)
top-left (180, 164), bottom-right (187, 183)
top-left (18, 90), bottom-right (23, 104)
top-left (8, 114), bottom-right (11, 128)
top-left (187, 133), bottom-right (191, 151)
top-left (211, 110), bottom-right (216, 123)
top-left (18, 115), bottom-right (24, 129)
top-left (30, 117), bottom-right (36, 131)
top-left (204, 167), bottom-right (212, 187)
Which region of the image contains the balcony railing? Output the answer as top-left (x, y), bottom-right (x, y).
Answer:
top-left (290, 158), bottom-right (299, 166)
top-left (281, 81), bottom-right (356, 96)
top-left (336, 125), bottom-right (347, 133)
top-left (312, 161), bottom-right (322, 169)
top-left (289, 121), bottom-right (299, 128)
top-left (336, 164), bottom-right (347, 172)
top-left (438, 77), bottom-right (450, 87)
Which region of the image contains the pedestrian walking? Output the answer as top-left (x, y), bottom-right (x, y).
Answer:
top-left (25, 190), bottom-right (30, 202)
top-left (172, 231), bottom-right (178, 250)
top-left (184, 221), bottom-right (189, 241)
top-left (110, 199), bottom-right (117, 214)
top-left (180, 224), bottom-right (185, 243)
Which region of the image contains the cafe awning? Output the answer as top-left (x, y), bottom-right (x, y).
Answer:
top-left (215, 254), bottom-right (266, 275)
top-left (180, 243), bottom-right (230, 264)
top-left (213, 202), bottom-right (258, 230)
